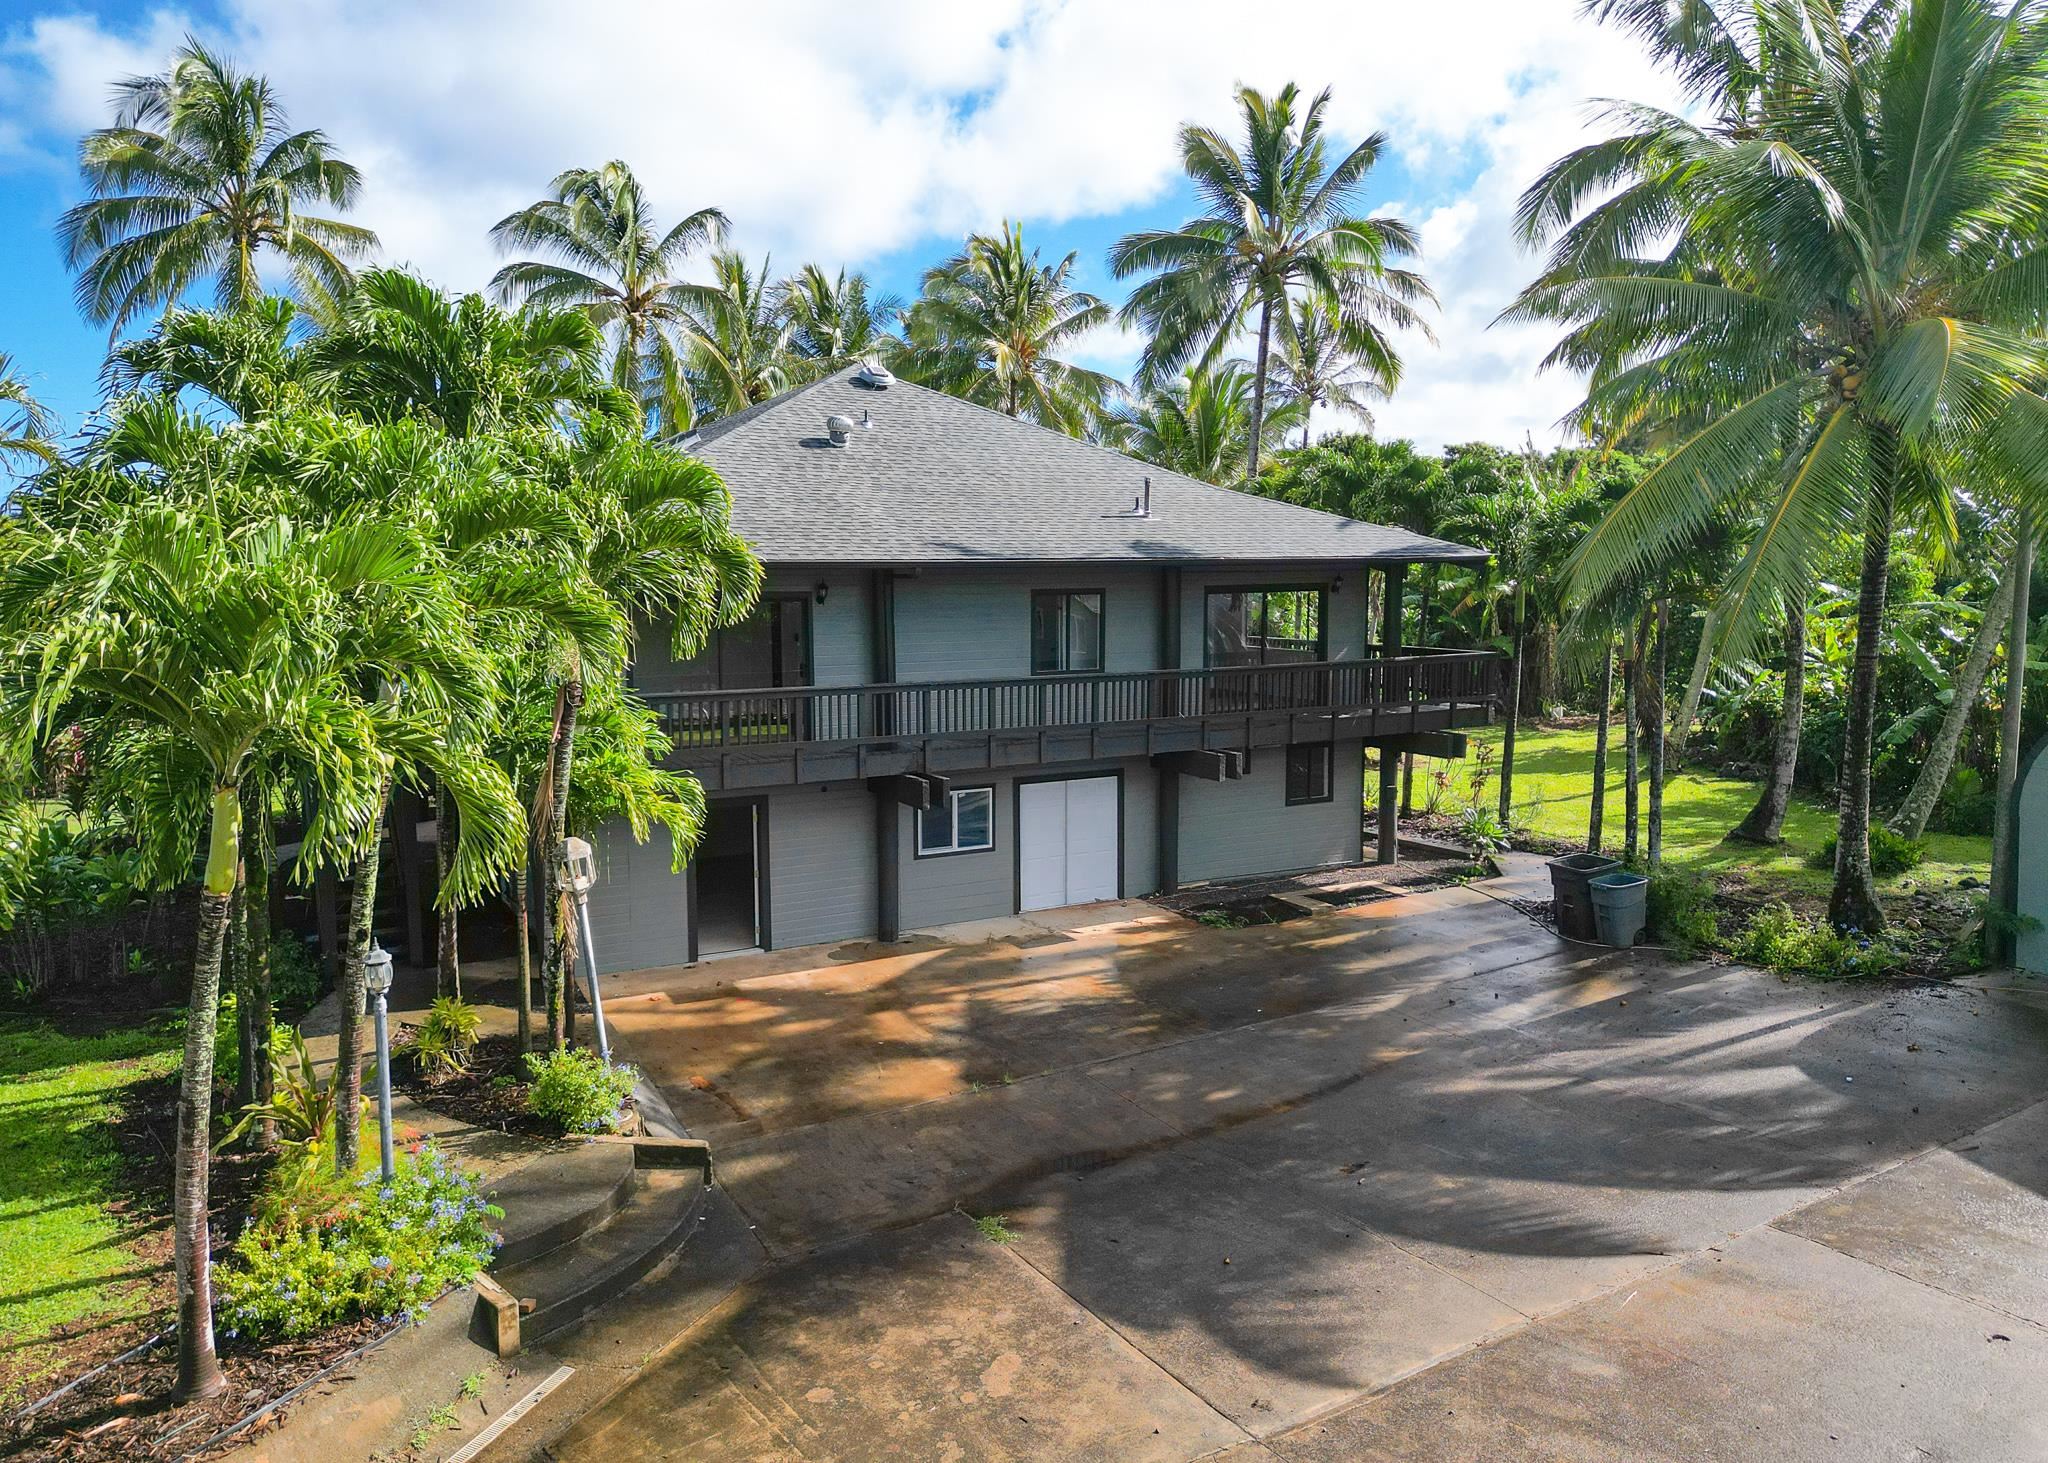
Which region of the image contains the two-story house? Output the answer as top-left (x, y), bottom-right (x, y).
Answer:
top-left (585, 362), bottom-right (1499, 972)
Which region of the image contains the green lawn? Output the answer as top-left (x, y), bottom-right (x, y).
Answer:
top-left (0, 1017), bottom-right (182, 1408)
top-left (1421, 722), bottom-right (1990, 899)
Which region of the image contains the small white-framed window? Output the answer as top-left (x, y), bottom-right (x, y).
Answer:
top-left (916, 786), bottom-right (995, 857)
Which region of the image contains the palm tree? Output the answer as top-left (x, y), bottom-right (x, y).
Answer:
top-left (685, 251), bottom-right (796, 421)
top-left (777, 264), bottom-right (901, 379)
top-left (58, 38), bottom-right (376, 335)
top-left (899, 222), bottom-right (1119, 435)
top-left (1110, 365), bottom-right (1304, 485)
top-left (1268, 294), bottom-right (1391, 449)
top-left (489, 161), bottom-right (727, 434)
top-left (0, 354), bottom-right (58, 472)
top-left (1512, 0), bottom-right (2048, 931)
top-left (0, 463), bottom-right (515, 1399)
top-left (1111, 83), bottom-right (1433, 481)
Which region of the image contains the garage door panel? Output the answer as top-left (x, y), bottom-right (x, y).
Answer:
top-left (1018, 775), bottom-right (1119, 912)
top-left (1064, 776), bottom-right (1119, 904)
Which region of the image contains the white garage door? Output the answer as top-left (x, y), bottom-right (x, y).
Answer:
top-left (1018, 776), bottom-right (1120, 912)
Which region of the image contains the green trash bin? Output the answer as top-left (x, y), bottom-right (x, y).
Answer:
top-left (1589, 870), bottom-right (1649, 948)
top-left (1547, 852), bottom-right (1620, 941)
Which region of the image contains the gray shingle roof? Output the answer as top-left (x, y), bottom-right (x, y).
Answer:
top-left (686, 365), bottom-right (1487, 567)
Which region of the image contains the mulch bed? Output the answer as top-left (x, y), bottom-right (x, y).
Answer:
top-left (392, 1031), bottom-right (637, 1139)
top-left (391, 1032), bottom-right (552, 1139)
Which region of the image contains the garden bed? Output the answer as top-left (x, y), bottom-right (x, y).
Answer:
top-left (1154, 838), bottom-right (1497, 929)
top-left (393, 1031), bottom-right (637, 1139)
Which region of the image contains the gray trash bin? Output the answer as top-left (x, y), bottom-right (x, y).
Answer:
top-left (1589, 870), bottom-right (1649, 948)
top-left (1547, 852), bottom-right (1620, 941)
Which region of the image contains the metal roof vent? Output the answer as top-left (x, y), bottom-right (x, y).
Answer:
top-left (825, 413), bottom-right (857, 445)
top-left (856, 359), bottom-right (894, 388)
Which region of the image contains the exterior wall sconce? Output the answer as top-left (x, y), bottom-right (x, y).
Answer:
top-left (815, 582), bottom-right (829, 606)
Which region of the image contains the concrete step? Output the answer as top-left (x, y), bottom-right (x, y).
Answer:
top-left (489, 1165), bottom-right (709, 1348)
top-left (488, 1140), bottom-right (640, 1269)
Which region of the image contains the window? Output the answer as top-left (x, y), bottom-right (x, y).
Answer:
top-left (1286, 745), bottom-right (1334, 805)
top-left (1205, 588), bottom-right (1325, 667)
top-left (1031, 590), bottom-right (1105, 674)
top-left (917, 786), bottom-right (995, 856)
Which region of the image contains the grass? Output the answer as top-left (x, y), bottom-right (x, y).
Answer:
top-left (1415, 723), bottom-right (1990, 900)
top-left (0, 1015), bottom-right (184, 1408)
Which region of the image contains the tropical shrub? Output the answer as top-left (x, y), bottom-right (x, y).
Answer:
top-left (220, 1027), bottom-right (371, 1203)
top-left (1735, 903), bottom-right (1902, 981)
top-left (1807, 825), bottom-right (1926, 878)
top-left (524, 1049), bottom-right (637, 1135)
top-left (268, 934), bottom-right (325, 1017)
top-left (1645, 870), bottom-right (1718, 957)
top-left (217, 1144), bottom-right (500, 1340)
top-left (1455, 804), bottom-right (1509, 855)
top-left (407, 997), bottom-right (483, 1081)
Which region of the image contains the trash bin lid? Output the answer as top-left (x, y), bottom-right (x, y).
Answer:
top-left (1548, 853), bottom-right (1621, 874)
top-left (1589, 870), bottom-right (1648, 890)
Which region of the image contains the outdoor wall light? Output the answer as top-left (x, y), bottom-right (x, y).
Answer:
top-left (815, 581), bottom-right (829, 605)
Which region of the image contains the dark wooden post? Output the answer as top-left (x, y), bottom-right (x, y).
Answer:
top-left (1157, 767), bottom-right (1180, 894)
top-left (875, 793), bottom-right (901, 942)
top-left (1376, 563), bottom-right (1406, 865)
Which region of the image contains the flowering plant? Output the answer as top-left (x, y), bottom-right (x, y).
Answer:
top-left (218, 1142), bottom-right (501, 1340)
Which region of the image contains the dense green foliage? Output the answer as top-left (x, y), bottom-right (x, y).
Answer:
top-left (523, 1048), bottom-right (638, 1135)
top-left (217, 1144), bottom-right (499, 1339)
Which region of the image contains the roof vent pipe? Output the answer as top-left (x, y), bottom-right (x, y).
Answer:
top-left (1141, 475), bottom-right (1152, 517)
top-left (826, 413), bottom-right (856, 445)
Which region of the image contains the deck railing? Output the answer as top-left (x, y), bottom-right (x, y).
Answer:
top-left (641, 651), bottom-right (1501, 751)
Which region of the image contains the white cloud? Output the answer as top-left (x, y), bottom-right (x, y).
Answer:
top-left (5, 0), bottom-right (1685, 449)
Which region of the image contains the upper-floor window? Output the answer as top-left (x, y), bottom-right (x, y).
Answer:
top-left (1031, 589), bottom-right (1105, 674)
top-left (1205, 587), bottom-right (1325, 667)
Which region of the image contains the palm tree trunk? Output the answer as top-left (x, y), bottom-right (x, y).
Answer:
top-left (229, 847), bottom-right (252, 1112)
top-left (515, 850), bottom-right (534, 1053)
top-left (1498, 591), bottom-right (1525, 826)
top-left (1828, 459), bottom-right (1897, 933)
top-left (1989, 510), bottom-right (2036, 965)
top-left (1669, 608), bottom-right (1717, 764)
top-left (1589, 635), bottom-right (1615, 854)
top-left (435, 785), bottom-right (459, 999)
top-left (1891, 571), bottom-right (2016, 841)
top-left (1625, 608), bottom-right (1647, 861)
top-left (1731, 595), bottom-right (1808, 844)
top-left (244, 779), bottom-right (274, 1148)
top-left (173, 785), bottom-right (239, 1404)
top-left (1246, 293), bottom-right (1275, 483)
top-left (545, 680), bottom-right (584, 1051)
top-left (335, 777), bottom-right (391, 1176)
top-left (1647, 599), bottom-right (1669, 869)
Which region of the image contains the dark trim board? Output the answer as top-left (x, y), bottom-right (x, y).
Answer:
top-left (1010, 768), bottom-right (1127, 914)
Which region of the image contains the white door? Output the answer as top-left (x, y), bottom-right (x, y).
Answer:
top-left (1017, 776), bottom-right (1120, 912)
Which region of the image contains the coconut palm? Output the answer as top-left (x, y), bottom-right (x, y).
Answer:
top-left (1511, 0), bottom-right (2048, 930)
top-left (0, 355), bottom-right (58, 472)
top-left (489, 161), bottom-right (727, 435)
top-left (777, 264), bottom-right (901, 379)
top-left (1110, 365), bottom-right (1305, 485)
top-left (899, 222), bottom-right (1119, 435)
top-left (1268, 294), bottom-right (1391, 449)
top-left (1111, 83), bottom-right (1434, 481)
top-left (58, 38), bottom-right (375, 336)
top-left (684, 251), bottom-right (796, 421)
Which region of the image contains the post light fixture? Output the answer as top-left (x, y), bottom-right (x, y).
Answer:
top-left (559, 837), bottom-right (612, 1064)
top-left (363, 939), bottom-right (396, 1183)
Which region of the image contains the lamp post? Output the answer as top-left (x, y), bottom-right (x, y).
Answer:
top-left (363, 939), bottom-right (396, 1183)
top-left (559, 837), bottom-right (612, 1064)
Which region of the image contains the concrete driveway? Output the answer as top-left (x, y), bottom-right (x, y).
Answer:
top-left (511, 861), bottom-right (2048, 1462)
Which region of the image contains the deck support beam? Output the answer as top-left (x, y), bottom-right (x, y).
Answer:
top-left (1367, 732), bottom-right (1468, 761)
top-left (1150, 748), bottom-right (1241, 782)
top-left (867, 772), bottom-right (951, 810)
top-left (1377, 563), bottom-right (1407, 866)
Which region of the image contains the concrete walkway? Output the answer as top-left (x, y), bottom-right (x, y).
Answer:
top-left (481, 860), bottom-right (2048, 1462)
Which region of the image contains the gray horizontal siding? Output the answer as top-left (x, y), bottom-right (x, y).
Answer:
top-left (893, 568), bottom-right (1163, 682)
top-left (767, 784), bottom-right (876, 948)
top-left (584, 820), bottom-right (692, 976)
top-left (1177, 740), bottom-right (1364, 884)
top-left (897, 757), bottom-right (1159, 930)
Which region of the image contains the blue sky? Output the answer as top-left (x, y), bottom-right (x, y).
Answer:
top-left (0, 1), bottom-right (1681, 465)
